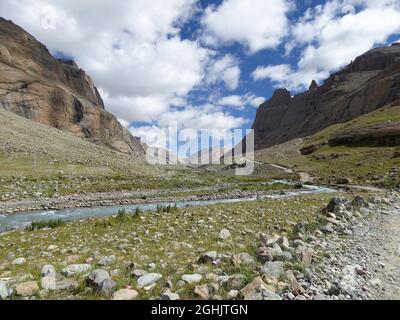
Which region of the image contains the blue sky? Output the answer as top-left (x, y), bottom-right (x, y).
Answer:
top-left (1, 0), bottom-right (400, 155)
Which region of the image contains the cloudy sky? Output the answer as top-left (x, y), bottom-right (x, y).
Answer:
top-left (1, 0), bottom-right (400, 152)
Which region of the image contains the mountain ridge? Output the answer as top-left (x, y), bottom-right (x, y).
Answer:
top-left (0, 18), bottom-right (145, 157)
top-left (252, 43), bottom-right (400, 150)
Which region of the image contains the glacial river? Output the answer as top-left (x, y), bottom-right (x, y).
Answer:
top-left (0, 185), bottom-right (337, 233)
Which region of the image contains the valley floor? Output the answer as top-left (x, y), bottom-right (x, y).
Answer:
top-left (0, 190), bottom-right (399, 300)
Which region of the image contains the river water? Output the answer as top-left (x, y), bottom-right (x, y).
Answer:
top-left (0, 185), bottom-right (337, 233)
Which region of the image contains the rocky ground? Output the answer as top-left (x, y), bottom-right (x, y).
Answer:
top-left (0, 191), bottom-right (399, 301)
top-left (308, 192), bottom-right (400, 300)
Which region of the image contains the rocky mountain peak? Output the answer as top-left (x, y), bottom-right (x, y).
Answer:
top-left (0, 18), bottom-right (145, 157)
top-left (262, 88), bottom-right (291, 108)
top-left (309, 80), bottom-right (318, 90)
top-left (252, 44), bottom-right (400, 150)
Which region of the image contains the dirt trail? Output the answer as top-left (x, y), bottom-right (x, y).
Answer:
top-left (312, 192), bottom-right (400, 300)
top-left (368, 196), bottom-right (400, 299)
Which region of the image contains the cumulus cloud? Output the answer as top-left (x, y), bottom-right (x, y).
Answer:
top-left (217, 94), bottom-right (265, 109)
top-left (253, 0), bottom-right (400, 90)
top-left (202, 0), bottom-right (292, 53)
top-left (206, 54), bottom-right (241, 91)
top-left (130, 105), bottom-right (248, 154)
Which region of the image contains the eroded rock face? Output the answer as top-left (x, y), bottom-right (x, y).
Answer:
top-left (0, 18), bottom-right (145, 157)
top-left (329, 121), bottom-right (400, 147)
top-left (252, 45), bottom-right (400, 150)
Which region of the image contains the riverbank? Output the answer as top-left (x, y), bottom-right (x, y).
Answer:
top-left (0, 181), bottom-right (312, 215)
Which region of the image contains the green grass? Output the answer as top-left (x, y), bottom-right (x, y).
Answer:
top-left (256, 105), bottom-right (400, 188)
top-left (0, 192), bottom-right (353, 300)
top-left (25, 219), bottom-right (65, 231)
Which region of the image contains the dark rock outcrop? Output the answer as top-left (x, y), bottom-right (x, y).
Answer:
top-left (0, 18), bottom-right (145, 156)
top-left (252, 45), bottom-right (400, 150)
top-left (328, 121), bottom-right (400, 147)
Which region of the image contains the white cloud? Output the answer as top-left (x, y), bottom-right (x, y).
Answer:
top-left (206, 54), bottom-right (241, 91)
top-left (130, 105), bottom-right (248, 154)
top-left (217, 94), bottom-right (265, 109)
top-left (202, 0), bottom-right (292, 53)
top-left (253, 0), bottom-right (400, 90)
top-left (218, 95), bottom-right (244, 108)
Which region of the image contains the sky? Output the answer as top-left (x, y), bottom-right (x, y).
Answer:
top-left (1, 0), bottom-right (400, 155)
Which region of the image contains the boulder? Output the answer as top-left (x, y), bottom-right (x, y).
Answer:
top-left (260, 261), bottom-right (284, 278)
top-left (87, 269), bottom-right (110, 288)
top-left (15, 281), bottom-right (39, 297)
top-left (160, 290), bottom-right (180, 300)
top-left (112, 289), bottom-right (139, 300)
top-left (137, 273), bottom-right (163, 289)
top-left (0, 281), bottom-right (11, 299)
top-left (181, 274), bottom-right (202, 284)
top-left (240, 277), bottom-right (281, 301)
top-left (194, 285), bottom-right (209, 300)
top-left (62, 264), bottom-right (92, 277)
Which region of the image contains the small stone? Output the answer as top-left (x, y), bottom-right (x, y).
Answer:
top-left (11, 257), bottom-right (26, 265)
top-left (181, 274), bottom-right (202, 284)
top-left (260, 261), bottom-right (284, 278)
top-left (87, 269), bottom-right (110, 288)
top-left (54, 280), bottom-right (79, 291)
top-left (313, 293), bottom-right (331, 300)
top-left (301, 249), bottom-right (313, 267)
top-left (161, 290), bottom-right (180, 300)
top-left (321, 224), bottom-right (335, 234)
top-left (274, 252), bottom-right (293, 261)
top-left (232, 253), bottom-right (255, 266)
top-left (198, 251), bottom-right (218, 264)
top-left (240, 277), bottom-right (281, 301)
top-left (137, 273), bottom-right (163, 289)
top-left (97, 255), bottom-right (116, 267)
top-left (219, 229), bottom-right (231, 240)
top-left (227, 290), bottom-right (239, 300)
top-left (41, 275), bottom-right (56, 290)
top-left (112, 288), bottom-right (138, 300)
top-left (260, 234), bottom-right (280, 247)
top-left (15, 281), bottom-right (39, 297)
top-left (0, 281), bottom-right (11, 299)
top-left (100, 278), bottom-right (116, 295)
top-left (277, 236), bottom-right (290, 250)
top-left (286, 270), bottom-right (305, 295)
top-left (226, 274), bottom-right (247, 290)
top-left (194, 285), bottom-right (209, 300)
top-left (130, 269), bottom-right (148, 278)
top-left (41, 265), bottom-right (56, 277)
top-left (62, 264), bottom-right (91, 277)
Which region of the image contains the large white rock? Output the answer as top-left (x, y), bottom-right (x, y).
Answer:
top-left (112, 289), bottom-right (139, 300)
top-left (181, 274), bottom-right (203, 284)
top-left (62, 264), bottom-right (91, 277)
top-left (137, 273), bottom-right (162, 289)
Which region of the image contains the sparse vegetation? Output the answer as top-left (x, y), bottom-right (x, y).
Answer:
top-left (25, 219), bottom-right (65, 231)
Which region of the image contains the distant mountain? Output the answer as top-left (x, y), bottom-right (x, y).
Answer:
top-left (0, 18), bottom-right (145, 157)
top-left (252, 43), bottom-right (400, 150)
top-left (184, 147), bottom-right (228, 165)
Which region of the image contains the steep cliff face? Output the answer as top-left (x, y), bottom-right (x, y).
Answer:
top-left (0, 18), bottom-right (145, 157)
top-left (253, 43), bottom-right (400, 150)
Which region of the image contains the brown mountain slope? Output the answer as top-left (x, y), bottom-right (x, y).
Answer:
top-left (0, 18), bottom-right (145, 157)
top-left (253, 43), bottom-right (400, 150)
